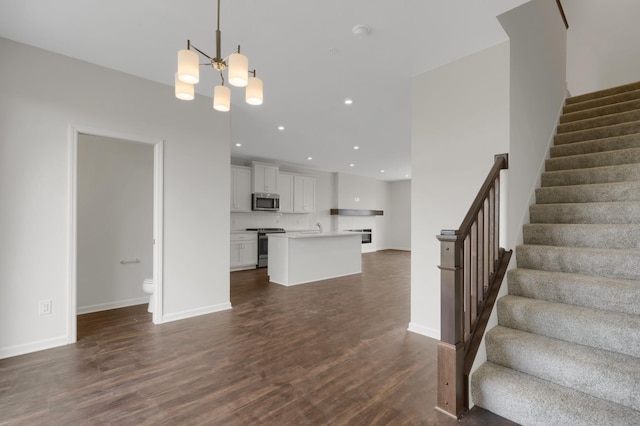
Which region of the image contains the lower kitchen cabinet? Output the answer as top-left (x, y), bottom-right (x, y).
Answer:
top-left (230, 233), bottom-right (257, 270)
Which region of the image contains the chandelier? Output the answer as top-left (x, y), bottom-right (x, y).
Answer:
top-left (174, 0), bottom-right (263, 112)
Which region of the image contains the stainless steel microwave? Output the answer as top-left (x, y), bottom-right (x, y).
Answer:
top-left (252, 193), bottom-right (280, 211)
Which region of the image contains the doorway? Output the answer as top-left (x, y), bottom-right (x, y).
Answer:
top-left (68, 126), bottom-right (164, 344)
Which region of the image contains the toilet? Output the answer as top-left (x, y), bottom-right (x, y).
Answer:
top-left (142, 278), bottom-right (155, 313)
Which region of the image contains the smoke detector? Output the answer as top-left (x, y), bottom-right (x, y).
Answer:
top-left (352, 24), bottom-right (370, 39)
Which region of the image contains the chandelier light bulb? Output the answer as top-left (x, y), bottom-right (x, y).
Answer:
top-left (177, 49), bottom-right (199, 84)
top-left (228, 53), bottom-right (248, 87)
top-left (246, 76), bottom-right (263, 105)
top-left (174, 73), bottom-right (194, 100)
top-left (213, 85), bottom-right (231, 111)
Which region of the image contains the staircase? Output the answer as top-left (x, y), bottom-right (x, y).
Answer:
top-left (471, 81), bottom-right (640, 425)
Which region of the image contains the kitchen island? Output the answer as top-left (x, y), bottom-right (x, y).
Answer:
top-left (268, 232), bottom-right (362, 286)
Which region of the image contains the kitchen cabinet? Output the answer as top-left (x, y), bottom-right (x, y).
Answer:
top-left (277, 172), bottom-right (295, 213)
top-left (231, 166), bottom-right (252, 212)
top-left (230, 233), bottom-right (257, 270)
top-left (294, 175), bottom-right (316, 212)
top-left (252, 162), bottom-right (278, 193)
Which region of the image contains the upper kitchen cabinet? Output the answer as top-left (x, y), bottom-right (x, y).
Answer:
top-left (278, 172), bottom-right (295, 213)
top-left (252, 162), bottom-right (279, 194)
top-left (231, 165), bottom-right (252, 212)
top-left (294, 175), bottom-right (316, 213)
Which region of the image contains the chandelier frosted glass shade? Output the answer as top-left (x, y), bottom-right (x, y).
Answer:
top-left (246, 76), bottom-right (263, 105)
top-left (177, 49), bottom-right (199, 84)
top-left (228, 53), bottom-right (248, 87)
top-left (213, 85), bottom-right (231, 112)
top-left (174, 73), bottom-right (194, 100)
top-left (174, 0), bottom-right (262, 111)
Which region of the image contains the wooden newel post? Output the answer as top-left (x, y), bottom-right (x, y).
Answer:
top-left (435, 231), bottom-right (466, 418)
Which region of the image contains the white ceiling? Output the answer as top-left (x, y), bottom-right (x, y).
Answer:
top-left (0, 0), bottom-right (529, 181)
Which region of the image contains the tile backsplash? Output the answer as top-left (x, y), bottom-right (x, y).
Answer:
top-left (231, 212), bottom-right (316, 231)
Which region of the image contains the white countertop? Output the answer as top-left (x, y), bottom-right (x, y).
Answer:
top-left (269, 231), bottom-right (361, 239)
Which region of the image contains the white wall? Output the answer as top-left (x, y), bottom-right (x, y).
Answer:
top-left (564, 0), bottom-right (640, 95)
top-left (410, 41), bottom-right (511, 339)
top-left (77, 135), bottom-right (153, 314)
top-left (334, 173), bottom-right (389, 253)
top-left (0, 37), bottom-right (231, 358)
top-left (386, 180), bottom-right (411, 251)
top-left (498, 0), bottom-right (567, 251)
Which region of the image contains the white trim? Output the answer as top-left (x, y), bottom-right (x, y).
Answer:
top-left (77, 297), bottom-right (151, 315)
top-left (68, 125), bottom-right (165, 343)
top-left (67, 127), bottom-right (78, 344)
top-left (0, 335), bottom-right (68, 360)
top-left (407, 322), bottom-right (440, 340)
top-left (161, 302), bottom-right (232, 324)
top-left (152, 140), bottom-right (164, 324)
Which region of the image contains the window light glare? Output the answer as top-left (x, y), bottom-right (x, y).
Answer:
top-left (278, 126), bottom-right (285, 131)
top-left (349, 163), bottom-right (355, 167)
top-left (344, 98), bottom-right (354, 105)
top-left (307, 157), bottom-right (313, 160)
top-left (380, 170), bottom-right (385, 173)
top-left (235, 143), bottom-right (242, 147)
top-left (353, 146), bottom-right (359, 150)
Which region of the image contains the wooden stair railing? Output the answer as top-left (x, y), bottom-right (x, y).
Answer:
top-left (435, 153), bottom-right (513, 419)
top-left (556, 0), bottom-right (569, 29)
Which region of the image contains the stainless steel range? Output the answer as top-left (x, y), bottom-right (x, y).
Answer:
top-left (246, 228), bottom-right (286, 267)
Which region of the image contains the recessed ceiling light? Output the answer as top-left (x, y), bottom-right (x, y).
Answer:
top-left (278, 126), bottom-right (285, 131)
top-left (307, 156), bottom-right (313, 160)
top-left (380, 170), bottom-right (385, 173)
top-left (344, 98), bottom-right (353, 105)
top-left (235, 143), bottom-right (242, 147)
top-left (353, 146), bottom-right (359, 150)
top-left (349, 163), bottom-right (355, 167)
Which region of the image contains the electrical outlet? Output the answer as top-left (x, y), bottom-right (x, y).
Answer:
top-left (38, 299), bottom-right (52, 316)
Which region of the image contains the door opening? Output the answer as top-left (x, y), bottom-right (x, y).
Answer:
top-left (68, 126), bottom-right (164, 344)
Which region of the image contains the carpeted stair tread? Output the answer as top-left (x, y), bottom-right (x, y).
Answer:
top-left (563, 88), bottom-right (640, 114)
top-left (486, 326), bottom-right (640, 411)
top-left (516, 244), bottom-right (640, 281)
top-left (522, 223), bottom-right (640, 249)
top-left (508, 268), bottom-right (640, 316)
top-left (550, 133), bottom-right (640, 158)
top-left (566, 80), bottom-right (640, 105)
top-left (561, 98), bottom-right (640, 124)
top-left (557, 109), bottom-right (640, 134)
top-left (497, 295), bottom-right (640, 358)
top-left (471, 362), bottom-right (640, 426)
top-left (545, 146), bottom-right (640, 171)
top-left (535, 180), bottom-right (640, 204)
top-left (554, 120), bottom-right (640, 145)
top-left (541, 163), bottom-right (640, 187)
top-left (529, 201), bottom-right (640, 224)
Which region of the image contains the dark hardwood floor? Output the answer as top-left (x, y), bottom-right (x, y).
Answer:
top-left (1, 250), bottom-right (516, 425)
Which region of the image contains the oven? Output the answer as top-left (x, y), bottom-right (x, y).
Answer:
top-left (246, 228), bottom-right (286, 267)
top-left (344, 229), bottom-right (372, 244)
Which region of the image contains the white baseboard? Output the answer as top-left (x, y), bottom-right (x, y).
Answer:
top-left (161, 302), bottom-right (232, 324)
top-left (77, 297), bottom-right (150, 315)
top-left (384, 246), bottom-right (411, 252)
top-left (407, 322), bottom-right (440, 340)
top-left (0, 335), bottom-right (69, 360)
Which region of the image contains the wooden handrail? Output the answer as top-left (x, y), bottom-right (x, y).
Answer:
top-left (556, 0), bottom-right (569, 29)
top-left (435, 153), bottom-right (513, 419)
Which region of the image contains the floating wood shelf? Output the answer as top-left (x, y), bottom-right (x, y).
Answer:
top-left (330, 209), bottom-right (384, 216)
